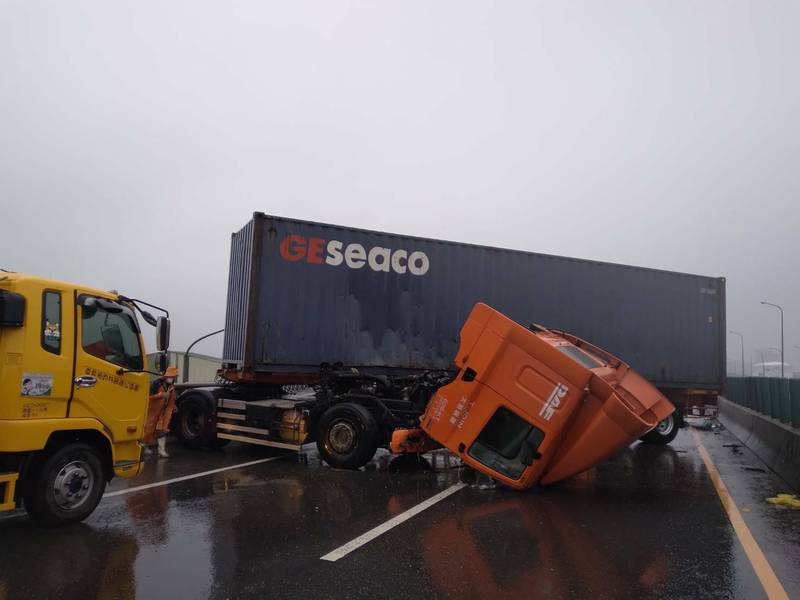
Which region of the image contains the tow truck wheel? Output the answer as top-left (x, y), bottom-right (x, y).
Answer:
top-left (640, 411), bottom-right (679, 445)
top-left (23, 442), bottom-right (106, 527)
top-left (316, 403), bottom-right (379, 469)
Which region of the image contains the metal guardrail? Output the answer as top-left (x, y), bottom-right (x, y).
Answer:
top-left (726, 377), bottom-right (800, 429)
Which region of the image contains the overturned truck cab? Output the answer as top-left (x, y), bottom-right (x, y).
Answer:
top-left (413, 303), bottom-right (675, 489)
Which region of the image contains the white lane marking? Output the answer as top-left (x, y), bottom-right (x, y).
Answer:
top-left (0, 455), bottom-right (289, 520)
top-left (320, 483), bottom-right (466, 562)
top-left (103, 454), bottom-right (290, 498)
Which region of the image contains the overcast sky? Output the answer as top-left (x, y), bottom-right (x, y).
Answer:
top-left (2, 1), bottom-right (798, 374)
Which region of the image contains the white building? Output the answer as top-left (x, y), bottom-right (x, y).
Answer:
top-left (146, 351), bottom-right (221, 383)
top-left (751, 361), bottom-right (792, 378)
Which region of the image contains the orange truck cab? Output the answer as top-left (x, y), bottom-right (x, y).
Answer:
top-left (419, 303), bottom-right (674, 489)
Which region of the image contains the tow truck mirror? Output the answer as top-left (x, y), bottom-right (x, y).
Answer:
top-left (0, 290), bottom-right (25, 327)
top-left (154, 352), bottom-right (168, 373)
top-left (156, 317), bottom-right (170, 352)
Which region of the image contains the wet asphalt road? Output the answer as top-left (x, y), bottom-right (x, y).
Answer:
top-left (1, 426), bottom-right (798, 600)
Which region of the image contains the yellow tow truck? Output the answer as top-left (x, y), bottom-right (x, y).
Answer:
top-left (0, 272), bottom-right (170, 526)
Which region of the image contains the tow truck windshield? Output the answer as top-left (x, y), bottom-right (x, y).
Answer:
top-left (80, 297), bottom-right (143, 370)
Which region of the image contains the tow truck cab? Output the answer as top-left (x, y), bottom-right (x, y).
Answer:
top-left (0, 272), bottom-right (169, 525)
top-left (421, 303), bottom-right (674, 489)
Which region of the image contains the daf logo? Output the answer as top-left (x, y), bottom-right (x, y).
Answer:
top-left (539, 383), bottom-right (568, 421)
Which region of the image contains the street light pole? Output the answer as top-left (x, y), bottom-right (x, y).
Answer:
top-left (760, 301), bottom-right (784, 379)
top-left (183, 329), bottom-right (224, 383)
top-left (729, 330), bottom-right (745, 377)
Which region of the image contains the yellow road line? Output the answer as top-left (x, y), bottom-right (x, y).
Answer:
top-left (691, 428), bottom-right (789, 600)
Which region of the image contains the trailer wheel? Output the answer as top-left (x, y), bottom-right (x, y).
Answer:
top-left (640, 411), bottom-right (679, 445)
top-left (316, 403), bottom-right (379, 469)
top-left (176, 395), bottom-right (213, 449)
top-left (23, 443), bottom-right (106, 527)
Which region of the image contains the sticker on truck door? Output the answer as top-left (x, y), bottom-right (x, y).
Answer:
top-left (21, 373), bottom-right (53, 397)
top-left (539, 383), bottom-right (568, 421)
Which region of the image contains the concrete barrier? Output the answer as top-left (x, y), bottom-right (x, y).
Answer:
top-left (718, 396), bottom-right (800, 492)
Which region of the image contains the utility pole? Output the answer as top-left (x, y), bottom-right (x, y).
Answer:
top-left (760, 301), bottom-right (784, 379)
top-left (729, 331), bottom-right (745, 377)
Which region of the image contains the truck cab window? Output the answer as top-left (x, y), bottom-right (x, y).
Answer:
top-left (468, 407), bottom-right (545, 480)
top-left (81, 302), bottom-right (143, 370)
top-left (41, 291), bottom-right (61, 354)
top-left (557, 344), bottom-right (603, 369)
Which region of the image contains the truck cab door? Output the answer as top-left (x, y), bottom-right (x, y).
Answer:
top-left (466, 405), bottom-right (546, 481)
top-left (69, 294), bottom-right (149, 443)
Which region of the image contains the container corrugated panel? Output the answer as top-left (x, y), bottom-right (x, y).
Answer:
top-left (222, 213), bottom-right (726, 388)
top-left (222, 218), bottom-right (254, 364)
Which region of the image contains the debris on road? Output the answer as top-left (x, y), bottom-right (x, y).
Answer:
top-left (766, 495), bottom-right (800, 509)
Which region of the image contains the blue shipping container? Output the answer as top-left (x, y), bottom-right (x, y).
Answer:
top-left (223, 213), bottom-right (725, 389)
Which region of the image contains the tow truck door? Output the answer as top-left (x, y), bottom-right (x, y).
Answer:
top-left (68, 293), bottom-right (149, 443)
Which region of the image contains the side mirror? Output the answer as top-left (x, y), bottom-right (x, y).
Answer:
top-left (156, 317), bottom-right (169, 352)
top-left (156, 317), bottom-right (170, 352)
top-left (0, 290), bottom-right (25, 327)
top-left (155, 352), bottom-right (168, 373)
top-left (140, 310), bottom-right (157, 327)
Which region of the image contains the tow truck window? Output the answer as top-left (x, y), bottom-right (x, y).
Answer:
top-left (41, 291), bottom-right (61, 354)
top-left (557, 345), bottom-right (602, 369)
top-left (468, 407), bottom-right (545, 480)
top-left (81, 303), bottom-right (143, 370)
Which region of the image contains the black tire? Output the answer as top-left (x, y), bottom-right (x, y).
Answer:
top-left (176, 394), bottom-right (230, 449)
top-left (640, 411), bottom-right (680, 445)
top-left (176, 395), bottom-right (210, 449)
top-left (316, 403), bottom-right (379, 469)
top-left (23, 443), bottom-right (107, 527)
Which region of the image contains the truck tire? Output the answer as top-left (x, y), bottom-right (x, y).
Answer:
top-left (176, 395), bottom-right (213, 449)
top-left (640, 411), bottom-right (679, 445)
top-left (316, 403), bottom-right (379, 469)
top-left (23, 442), bottom-right (107, 527)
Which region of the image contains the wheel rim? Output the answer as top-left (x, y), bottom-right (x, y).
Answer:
top-left (327, 421), bottom-right (357, 454)
top-left (656, 414), bottom-right (675, 436)
top-left (183, 406), bottom-right (203, 438)
top-left (53, 460), bottom-right (94, 511)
